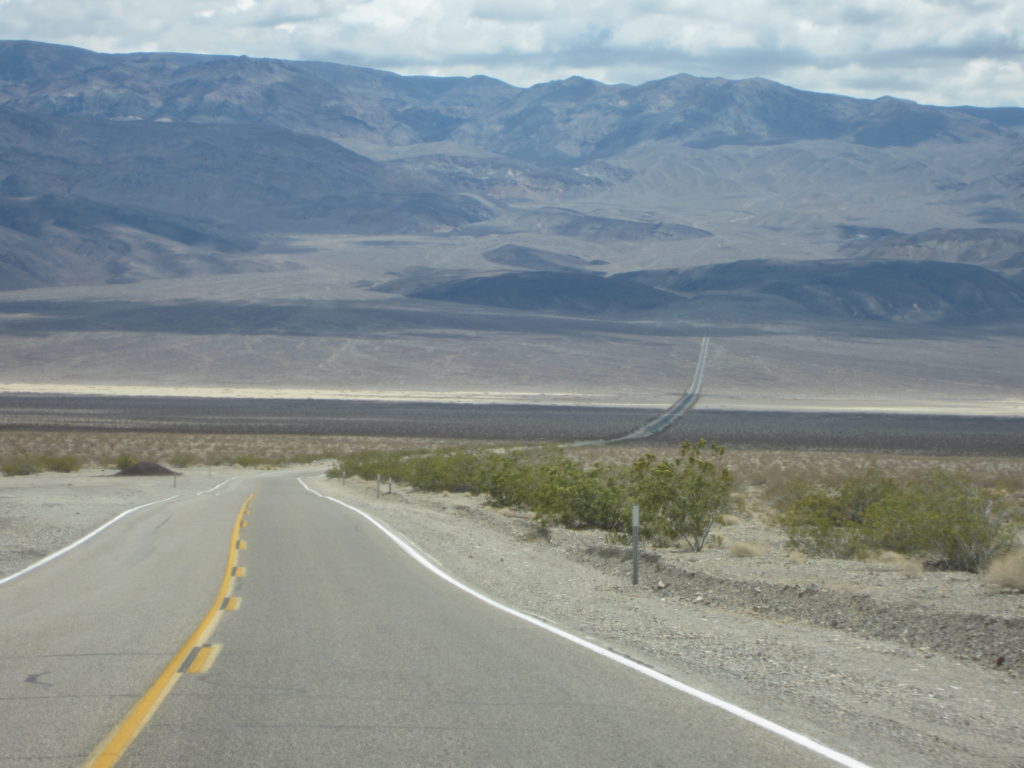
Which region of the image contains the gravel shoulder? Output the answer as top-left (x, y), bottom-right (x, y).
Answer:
top-left (3, 467), bottom-right (1022, 768)
top-left (0, 467), bottom-right (251, 579)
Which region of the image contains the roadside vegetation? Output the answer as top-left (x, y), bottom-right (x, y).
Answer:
top-left (331, 440), bottom-right (734, 550)
top-left (773, 466), bottom-right (1022, 572)
top-left (2, 430), bottom-right (1020, 575)
top-left (0, 430), bottom-right (397, 474)
top-left (332, 441), bottom-right (1022, 573)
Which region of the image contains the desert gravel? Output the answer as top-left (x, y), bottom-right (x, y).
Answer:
top-left (3, 467), bottom-right (1022, 768)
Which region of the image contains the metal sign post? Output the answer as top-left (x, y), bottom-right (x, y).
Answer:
top-left (631, 504), bottom-right (640, 586)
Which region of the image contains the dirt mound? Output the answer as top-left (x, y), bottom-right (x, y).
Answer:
top-left (115, 461), bottom-right (180, 476)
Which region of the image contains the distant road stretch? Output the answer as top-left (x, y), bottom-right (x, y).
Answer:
top-left (612, 329), bottom-right (710, 442)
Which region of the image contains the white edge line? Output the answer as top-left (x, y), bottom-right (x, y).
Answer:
top-left (0, 495), bottom-right (179, 586)
top-left (197, 479), bottom-right (231, 496)
top-left (297, 477), bottom-right (873, 768)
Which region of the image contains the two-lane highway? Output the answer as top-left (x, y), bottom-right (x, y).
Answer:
top-left (2, 472), bottom-right (869, 767)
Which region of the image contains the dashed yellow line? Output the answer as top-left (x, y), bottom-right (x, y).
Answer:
top-left (183, 644), bottom-right (222, 675)
top-left (82, 493), bottom-right (254, 768)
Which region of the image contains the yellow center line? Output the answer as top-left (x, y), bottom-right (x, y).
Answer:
top-left (82, 493), bottom-right (254, 768)
top-left (184, 644), bottom-right (223, 675)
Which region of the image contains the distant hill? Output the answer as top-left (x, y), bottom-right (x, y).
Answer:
top-left (481, 244), bottom-right (604, 272)
top-left (390, 259), bottom-right (1024, 323)
top-left (625, 260), bottom-right (1024, 322)
top-left (408, 271), bottom-right (685, 314)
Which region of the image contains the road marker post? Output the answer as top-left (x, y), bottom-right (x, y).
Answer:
top-left (632, 504), bottom-right (640, 586)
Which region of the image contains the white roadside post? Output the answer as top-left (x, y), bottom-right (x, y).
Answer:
top-left (632, 504), bottom-right (640, 586)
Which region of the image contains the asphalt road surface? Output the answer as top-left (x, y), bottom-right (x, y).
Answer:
top-left (0, 472), bottom-right (870, 767)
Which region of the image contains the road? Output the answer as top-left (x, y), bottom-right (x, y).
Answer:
top-left (608, 329), bottom-right (711, 442)
top-left (1, 471), bottom-right (867, 767)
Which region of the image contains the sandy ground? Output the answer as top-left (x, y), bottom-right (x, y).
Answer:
top-left (2, 466), bottom-right (1022, 768)
top-left (0, 383), bottom-right (655, 408)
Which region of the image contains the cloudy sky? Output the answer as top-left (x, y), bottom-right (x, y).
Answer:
top-left (1, 0), bottom-right (1021, 107)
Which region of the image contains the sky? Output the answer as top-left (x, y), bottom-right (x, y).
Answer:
top-left (1, 0), bottom-right (1021, 107)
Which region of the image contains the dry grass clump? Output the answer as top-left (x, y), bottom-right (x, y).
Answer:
top-left (787, 549), bottom-right (808, 565)
top-left (729, 541), bottom-right (765, 558)
top-left (985, 550), bottom-right (1024, 591)
top-left (874, 550), bottom-right (925, 579)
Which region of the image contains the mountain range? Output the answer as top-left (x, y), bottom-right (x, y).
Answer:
top-left (0, 40), bottom-right (1022, 408)
top-left (2, 39), bottom-right (1024, 319)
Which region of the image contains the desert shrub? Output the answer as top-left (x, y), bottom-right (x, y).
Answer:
top-left (1, 453), bottom-right (82, 475)
top-left (114, 452), bottom-right (136, 471)
top-left (776, 468), bottom-right (898, 559)
top-left (330, 450), bottom-right (405, 482)
top-left (2, 455), bottom-right (44, 476)
top-left (629, 440), bottom-right (733, 552)
top-left (864, 471), bottom-right (1018, 572)
top-left (233, 453), bottom-right (278, 468)
top-left (404, 449), bottom-right (485, 493)
top-left (41, 454), bottom-right (82, 473)
top-left (776, 468), bottom-right (1021, 572)
top-left (985, 549), bottom-right (1024, 591)
top-left (332, 445), bottom-right (630, 531)
top-left (169, 451), bottom-right (198, 468)
top-left (529, 455), bottom-right (628, 530)
top-left (477, 451), bottom-right (536, 509)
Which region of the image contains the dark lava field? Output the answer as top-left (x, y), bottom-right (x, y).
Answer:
top-left (0, 394), bottom-right (1020, 455)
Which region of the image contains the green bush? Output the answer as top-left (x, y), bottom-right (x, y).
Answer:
top-left (1, 453), bottom-right (82, 475)
top-left (774, 469), bottom-right (897, 558)
top-left (776, 468), bottom-right (1021, 572)
top-left (530, 455), bottom-right (628, 530)
top-left (2, 455), bottom-right (44, 476)
top-left (332, 445), bottom-right (630, 531)
top-left (405, 450), bottom-right (484, 493)
top-left (628, 440), bottom-right (733, 551)
top-left (114, 452), bottom-right (136, 470)
top-left (169, 451), bottom-right (198, 468)
top-left (477, 451), bottom-right (535, 508)
top-left (42, 454), bottom-right (82, 473)
top-left (330, 449), bottom-right (405, 483)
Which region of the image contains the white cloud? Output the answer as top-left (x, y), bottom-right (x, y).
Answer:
top-left (0, 0), bottom-right (1020, 105)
